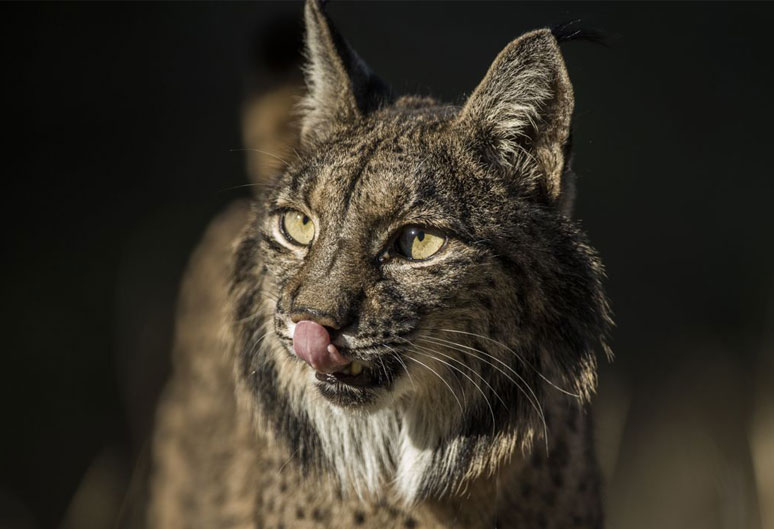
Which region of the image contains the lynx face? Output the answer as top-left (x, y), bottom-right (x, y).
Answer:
top-left (230, 0), bottom-right (611, 501)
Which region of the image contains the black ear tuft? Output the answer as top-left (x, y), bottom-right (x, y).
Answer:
top-left (551, 20), bottom-right (611, 47)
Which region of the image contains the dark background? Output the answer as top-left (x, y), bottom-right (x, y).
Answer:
top-left (2, 2), bottom-right (773, 528)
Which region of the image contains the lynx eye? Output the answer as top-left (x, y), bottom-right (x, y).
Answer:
top-left (395, 226), bottom-right (446, 261)
top-left (280, 210), bottom-right (315, 246)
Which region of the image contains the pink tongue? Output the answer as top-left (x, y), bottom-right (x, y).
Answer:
top-left (292, 320), bottom-right (348, 373)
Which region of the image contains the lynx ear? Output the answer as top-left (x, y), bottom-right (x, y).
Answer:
top-left (299, 0), bottom-right (393, 145)
top-left (458, 29), bottom-right (574, 206)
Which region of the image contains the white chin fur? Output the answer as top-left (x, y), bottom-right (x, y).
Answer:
top-left (298, 384), bottom-right (453, 504)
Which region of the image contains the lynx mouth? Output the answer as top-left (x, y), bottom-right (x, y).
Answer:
top-left (315, 360), bottom-right (380, 388)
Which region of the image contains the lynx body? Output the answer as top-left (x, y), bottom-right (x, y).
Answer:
top-left (149, 2), bottom-right (612, 528)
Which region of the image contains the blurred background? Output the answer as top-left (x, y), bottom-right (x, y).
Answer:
top-left (1, 2), bottom-right (773, 528)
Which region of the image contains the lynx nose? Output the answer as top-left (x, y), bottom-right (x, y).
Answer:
top-left (292, 320), bottom-right (348, 373)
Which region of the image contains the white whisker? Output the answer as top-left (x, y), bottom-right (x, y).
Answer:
top-left (405, 356), bottom-right (464, 415)
top-left (408, 344), bottom-right (497, 437)
top-left (418, 335), bottom-right (549, 451)
top-left (434, 328), bottom-right (581, 398)
top-left (384, 345), bottom-right (416, 391)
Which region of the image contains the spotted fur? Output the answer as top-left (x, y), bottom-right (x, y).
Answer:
top-left (149, 2), bottom-right (612, 527)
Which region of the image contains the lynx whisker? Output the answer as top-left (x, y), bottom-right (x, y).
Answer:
top-left (219, 182), bottom-right (280, 193)
top-left (419, 334), bottom-right (541, 413)
top-left (418, 335), bottom-right (549, 450)
top-left (235, 298), bottom-right (276, 323)
top-left (408, 341), bottom-right (508, 411)
top-left (407, 344), bottom-right (498, 436)
top-left (229, 147), bottom-right (290, 166)
top-left (384, 345), bottom-right (416, 391)
top-left (435, 328), bottom-right (582, 398)
top-left (377, 356), bottom-right (391, 386)
top-left (405, 356), bottom-right (464, 415)
top-left (249, 328), bottom-right (272, 356)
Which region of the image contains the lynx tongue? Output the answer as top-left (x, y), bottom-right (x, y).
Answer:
top-left (293, 320), bottom-right (348, 374)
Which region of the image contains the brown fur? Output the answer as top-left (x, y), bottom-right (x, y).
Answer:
top-left (149, 2), bottom-right (612, 527)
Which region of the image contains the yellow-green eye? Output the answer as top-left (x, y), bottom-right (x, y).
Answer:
top-left (396, 226), bottom-right (446, 261)
top-left (281, 210), bottom-right (315, 246)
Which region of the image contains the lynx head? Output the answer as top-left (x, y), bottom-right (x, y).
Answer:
top-left (231, 0), bottom-right (611, 503)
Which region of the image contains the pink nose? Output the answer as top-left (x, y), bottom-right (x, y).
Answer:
top-left (292, 320), bottom-right (348, 373)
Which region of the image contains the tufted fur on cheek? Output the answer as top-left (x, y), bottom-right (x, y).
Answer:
top-left (299, 0), bottom-right (393, 146)
top-left (456, 29), bottom-right (575, 210)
